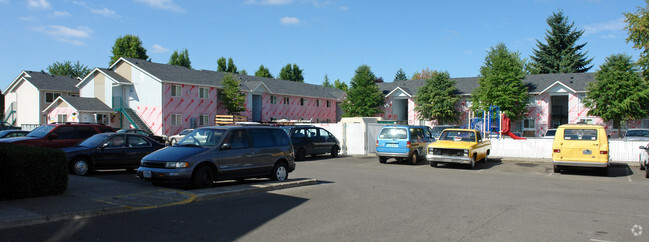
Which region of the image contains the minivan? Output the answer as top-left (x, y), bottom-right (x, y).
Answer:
top-left (552, 124), bottom-right (609, 175)
top-left (282, 126), bottom-right (340, 160)
top-left (137, 126), bottom-right (296, 188)
top-left (376, 125), bottom-right (434, 164)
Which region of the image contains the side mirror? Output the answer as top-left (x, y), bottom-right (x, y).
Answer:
top-left (47, 133), bottom-right (58, 141)
top-left (101, 143), bottom-right (109, 149)
top-left (220, 143), bottom-right (231, 150)
top-left (640, 146), bottom-right (647, 150)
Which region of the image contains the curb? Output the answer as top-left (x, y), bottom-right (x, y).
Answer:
top-left (0, 178), bottom-right (317, 230)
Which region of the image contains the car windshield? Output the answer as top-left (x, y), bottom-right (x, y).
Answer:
top-left (439, 130), bottom-right (475, 142)
top-left (545, 130), bottom-right (556, 136)
top-left (379, 128), bottom-right (408, 139)
top-left (177, 129), bottom-right (224, 147)
top-left (626, 130), bottom-right (649, 137)
top-left (77, 134), bottom-right (108, 147)
top-left (180, 129), bottom-right (192, 136)
top-left (27, 125), bottom-right (55, 137)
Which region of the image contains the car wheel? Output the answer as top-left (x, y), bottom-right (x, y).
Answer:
top-left (296, 148), bottom-right (306, 161)
top-left (646, 167), bottom-right (649, 178)
top-left (483, 154), bottom-right (488, 163)
top-left (192, 165), bottom-right (214, 189)
top-left (170, 138), bottom-right (177, 146)
top-left (641, 162), bottom-right (646, 170)
top-left (72, 158), bottom-right (92, 176)
top-left (469, 155), bottom-right (476, 169)
top-left (331, 146), bottom-right (339, 158)
top-left (430, 161), bottom-right (438, 167)
top-left (271, 163), bottom-right (288, 181)
top-left (379, 156), bottom-right (387, 164)
top-left (409, 152), bottom-right (418, 165)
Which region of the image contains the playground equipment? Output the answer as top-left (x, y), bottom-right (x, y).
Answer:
top-left (468, 105), bottom-right (526, 140)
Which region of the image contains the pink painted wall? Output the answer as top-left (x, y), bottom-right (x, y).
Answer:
top-left (260, 94), bottom-right (336, 122)
top-left (160, 83), bottom-right (218, 136)
top-left (46, 107), bottom-right (77, 123)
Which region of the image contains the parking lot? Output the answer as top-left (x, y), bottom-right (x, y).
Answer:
top-left (1, 155), bottom-right (648, 241)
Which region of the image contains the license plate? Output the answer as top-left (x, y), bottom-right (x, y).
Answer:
top-left (386, 143), bottom-right (398, 147)
top-left (143, 170), bottom-right (151, 178)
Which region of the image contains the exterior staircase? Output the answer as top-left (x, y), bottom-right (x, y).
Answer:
top-left (121, 108), bottom-right (153, 134)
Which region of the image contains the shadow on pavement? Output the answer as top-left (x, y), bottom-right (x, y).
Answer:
top-left (555, 163), bottom-right (633, 178)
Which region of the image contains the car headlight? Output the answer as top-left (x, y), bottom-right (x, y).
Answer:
top-left (463, 149), bottom-right (469, 156)
top-left (165, 162), bottom-right (189, 168)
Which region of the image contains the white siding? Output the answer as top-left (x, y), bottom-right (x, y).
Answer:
top-left (79, 77), bottom-right (95, 97)
top-left (14, 80), bottom-right (40, 127)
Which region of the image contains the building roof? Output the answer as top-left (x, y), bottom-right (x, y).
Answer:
top-left (118, 57), bottom-right (345, 100)
top-left (45, 96), bottom-right (114, 113)
top-left (4, 71), bottom-right (79, 94)
top-left (377, 73), bottom-right (595, 97)
top-left (97, 68), bottom-right (132, 85)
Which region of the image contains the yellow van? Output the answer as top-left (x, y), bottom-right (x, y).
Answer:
top-left (552, 124), bottom-right (609, 175)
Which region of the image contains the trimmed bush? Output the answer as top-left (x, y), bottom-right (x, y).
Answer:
top-left (0, 143), bottom-right (68, 200)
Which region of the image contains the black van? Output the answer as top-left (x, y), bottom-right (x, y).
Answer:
top-left (282, 126), bottom-right (341, 160)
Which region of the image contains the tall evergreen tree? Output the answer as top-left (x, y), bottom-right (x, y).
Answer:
top-left (226, 57), bottom-right (238, 73)
top-left (334, 79), bottom-right (348, 92)
top-left (217, 57), bottom-right (227, 72)
top-left (255, 65), bottom-right (273, 78)
top-left (472, 43), bottom-right (528, 121)
top-left (278, 64), bottom-right (304, 82)
top-left (529, 10), bottom-right (593, 73)
top-left (221, 73), bottom-right (246, 115)
top-left (109, 34), bottom-right (148, 65)
top-left (394, 68), bottom-right (408, 81)
top-left (414, 71), bottom-right (460, 124)
top-left (47, 60), bottom-right (91, 79)
top-left (168, 49), bottom-right (192, 69)
top-left (342, 65), bottom-right (384, 117)
top-left (322, 74), bottom-right (333, 87)
top-left (585, 54), bottom-right (649, 136)
top-left (625, 1), bottom-right (649, 79)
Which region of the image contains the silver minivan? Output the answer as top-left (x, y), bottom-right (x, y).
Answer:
top-left (137, 126), bottom-right (295, 188)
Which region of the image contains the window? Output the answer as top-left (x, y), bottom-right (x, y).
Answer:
top-left (250, 129), bottom-right (275, 147)
top-left (199, 87), bottom-right (209, 99)
top-left (57, 114), bottom-right (67, 123)
top-left (523, 118), bottom-right (535, 130)
top-left (127, 135), bottom-right (150, 147)
top-left (326, 100), bottom-right (331, 107)
top-left (171, 114), bottom-right (182, 126)
top-left (284, 97), bottom-right (290, 105)
top-left (316, 100), bottom-right (320, 107)
top-left (224, 129), bottom-right (248, 149)
top-left (300, 98), bottom-right (305, 106)
top-left (53, 126), bottom-right (75, 139)
top-left (77, 126), bottom-right (97, 139)
top-left (528, 96), bottom-right (536, 106)
top-left (171, 85), bottom-right (182, 97)
top-left (578, 118), bottom-right (594, 125)
top-left (199, 114), bottom-right (209, 126)
top-left (106, 135), bottom-right (126, 147)
top-left (563, 129), bottom-right (598, 141)
top-left (46, 92), bottom-right (61, 103)
top-left (270, 96), bottom-right (277, 104)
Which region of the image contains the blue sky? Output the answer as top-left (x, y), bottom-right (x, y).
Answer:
top-left (0, 0), bottom-right (642, 91)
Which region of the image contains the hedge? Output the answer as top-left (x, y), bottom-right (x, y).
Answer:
top-left (0, 143), bottom-right (68, 200)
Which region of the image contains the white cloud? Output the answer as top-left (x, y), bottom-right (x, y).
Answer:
top-left (31, 25), bottom-right (92, 46)
top-left (245, 0), bottom-right (293, 5)
top-left (280, 16), bottom-right (300, 25)
top-left (90, 7), bottom-right (117, 17)
top-left (52, 11), bottom-right (70, 17)
top-left (19, 16), bottom-right (35, 21)
top-left (584, 17), bottom-right (625, 35)
top-left (27, 0), bottom-right (51, 9)
top-left (151, 44), bottom-right (169, 53)
top-left (135, 0), bottom-right (184, 12)
top-left (0, 0), bottom-right (9, 4)
top-left (339, 6), bottom-right (348, 11)
top-left (306, 0), bottom-right (331, 8)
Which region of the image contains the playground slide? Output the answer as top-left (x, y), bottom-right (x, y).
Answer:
top-left (502, 114), bottom-right (526, 140)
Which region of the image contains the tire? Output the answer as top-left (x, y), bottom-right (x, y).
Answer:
top-left (296, 148), bottom-right (306, 161)
top-left (331, 146), bottom-right (339, 158)
top-left (72, 158), bottom-right (92, 176)
top-left (430, 161), bottom-right (438, 167)
top-left (641, 162), bottom-right (646, 170)
top-left (192, 165), bottom-right (214, 189)
top-left (409, 152), bottom-right (418, 165)
top-left (170, 138), bottom-right (177, 146)
top-left (646, 167), bottom-right (649, 178)
top-left (468, 155), bottom-right (476, 169)
top-left (271, 163), bottom-right (289, 181)
top-left (379, 156), bottom-right (387, 164)
top-left (483, 154), bottom-right (488, 163)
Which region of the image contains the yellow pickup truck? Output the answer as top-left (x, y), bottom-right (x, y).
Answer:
top-left (426, 129), bottom-right (491, 169)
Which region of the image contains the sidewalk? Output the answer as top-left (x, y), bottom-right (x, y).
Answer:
top-left (0, 175), bottom-right (316, 230)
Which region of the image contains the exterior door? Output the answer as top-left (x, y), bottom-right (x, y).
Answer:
top-left (95, 135), bottom-right (128, 167)
top-left (252, 95), bottom-right (262, 122)
top-left (217, 129), bottom-right (252, 179)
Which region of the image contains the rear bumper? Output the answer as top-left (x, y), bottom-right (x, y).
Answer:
top-left (376, 152), bottom-right (410, 158)
top-left (552, 161), bottom-right (608, 168)
top-left (427, 154), bottom-right (471, 164)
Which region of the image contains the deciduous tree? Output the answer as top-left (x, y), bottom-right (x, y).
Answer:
top-left (414, 71), bottom-right (460, 124)
top-left (585, 54), bottom-right (649, 135)
top-left (278, 64), bottom-right (304, 82)
top-left (334, 79), bottom-right (348, 92)
top-left (47, 60), bottom-right (91, 79)
top-left (109, 34), bottom-right (148, 65)
top-left (255, 65), bottom-right (273, 78)
top-left (168, 49), bottom-right (191, 69)
top-left (221, 73), bottom-right (246, 115)
top-left (342, 65), bottom-right (384, 117)
top-left (625, 0), bottom-right (649, 79)
top-left (471, 43), bottom-right (528, 121)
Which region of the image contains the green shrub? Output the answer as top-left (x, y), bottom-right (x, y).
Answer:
top-left (0, 143), bottom-right (68, 200)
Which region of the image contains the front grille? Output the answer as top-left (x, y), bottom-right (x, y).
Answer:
top-left (142, 161), bottom-right (166, 168)
top-left (431, 148), bottom-right (466, 157)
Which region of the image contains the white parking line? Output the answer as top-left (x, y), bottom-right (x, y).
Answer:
top-left (626, 167), bottom-right (633, 182)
